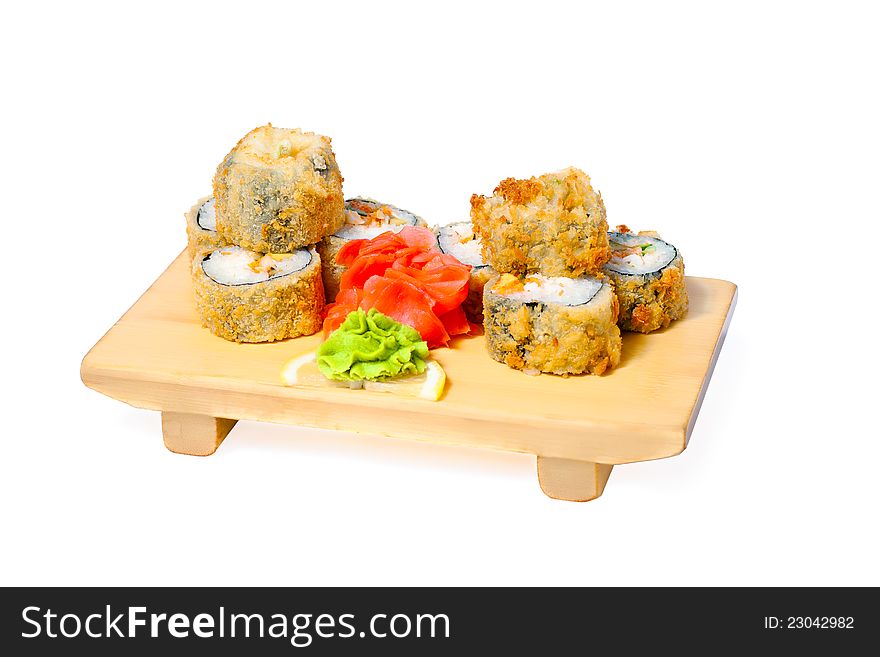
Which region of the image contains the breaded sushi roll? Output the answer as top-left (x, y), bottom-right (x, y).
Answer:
top-left (483, 273), bottom-right (622, 376)
top-left (605, 227), bottom-right (688, 333)
top-left (213, 125), bottom-right (345, 253)
top-left (185, 197), bottom-right (228, 260)
top-left (436, 220), bottom-right (496, 323)
top-left (316, 197), bottom-right (427, 302)
top-left (193, 245), bottom-right (324, 343)
top-left (470, 167), bottom-right (610, 277)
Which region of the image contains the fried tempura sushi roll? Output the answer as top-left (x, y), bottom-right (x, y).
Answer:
top-left (470, 167), bottom-right (610, 277)
top-left (192, 245), bottom-right (324, 343)
top-left (436, 220), bottom-right (496, 323)
top-left (483, 273), bottom-right (621, 376)
top-left (213, 125), bottom-right (345, 253)
top-left (604, 227), bottom-right (688, 333)
top-left (185, 197), bottom-right (228, 260)
top-left (316, 197), bottom-right (427, 302)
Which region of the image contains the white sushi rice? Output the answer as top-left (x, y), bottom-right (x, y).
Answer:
top-left (606, 232), bottom-right (676, 275)
top-left (202, 246), bottom-right (311, 286)
top-left (196, 197), bottom-right (217, 231)
top-left (500, 274), bottom-right (603, 306)
top-left (333, 199), bottom-right (420, 239)
top-left (437, 221), bottom-right (485, 267)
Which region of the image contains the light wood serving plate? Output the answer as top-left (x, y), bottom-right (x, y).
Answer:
top-left (81, 251), bottom-right (737, 502)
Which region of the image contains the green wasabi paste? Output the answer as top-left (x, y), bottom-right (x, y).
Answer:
top-left (317, 308), bottom-right (429, 382)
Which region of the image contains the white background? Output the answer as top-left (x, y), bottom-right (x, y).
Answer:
top-left (1, 1), bottom-right (877, 586)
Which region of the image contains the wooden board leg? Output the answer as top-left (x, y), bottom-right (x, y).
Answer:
top-left (537, 456), bottom-right (613, 502)
top-left (161, 411), bottom-right (237, 456)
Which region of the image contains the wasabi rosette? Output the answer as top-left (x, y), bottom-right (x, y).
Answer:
top-left (281, 307), bottom-right (446, 400)
top-left (317, 308), bottom-right (429, 382)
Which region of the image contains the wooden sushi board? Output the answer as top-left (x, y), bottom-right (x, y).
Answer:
top-left (81, 251), bottom-right (737, 502)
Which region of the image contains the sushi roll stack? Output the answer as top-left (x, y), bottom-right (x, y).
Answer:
top-left (184, 124), bottom-right (348, 343)
top-left (472, 167), bottom-right (622, 375)
top-left (317, 198), bottom-right (427, 302)
top-left (604, 226), bottom-right (688, 333)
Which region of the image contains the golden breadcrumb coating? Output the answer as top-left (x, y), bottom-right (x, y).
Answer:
top-left (191, 246), bottom-right (324, 343)
top-left (315, 234), bottom-right (348, 304)
top-left (470, 167), bottom-right (610, 277)
top-left (495, 177), bottom-right (542, 205)
top-left (609, 257), bottom-right (688, 333)
top-left (213, 125), bottom-right (345, 253)
top-left (483, 275), bottom-right (621, 375)
top-left (461, 265), bottom-right (496, 324)
top-left (185, 196), bottom-right (228, 261)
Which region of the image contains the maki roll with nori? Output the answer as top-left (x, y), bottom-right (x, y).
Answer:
top-left (483, 273), bottom-right (621, 375)
top-left (604, 227), bottom-right (688, 333)
top-left (316, 198), bottom-right (427, 302)
top-left (436, 220), bottom-right (496, 323)
top-left (213, 125), bottom-right (345, 253)
top-left (185, 197), bottom-right (228, 260)
top-left (192, 245), bottom-right (324, 343)
top-left (470, 167), bottom-right (610, 277)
